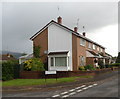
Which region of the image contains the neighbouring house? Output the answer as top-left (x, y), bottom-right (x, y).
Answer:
top-left (19, 54), bottom-right (33, 64)
top-left (30, 16), bottom-right (111, 71)
top-left (0, 53), bottom-right (16, 62)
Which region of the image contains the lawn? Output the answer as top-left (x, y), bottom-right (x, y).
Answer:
top-left (2, 75), bottom-right (93, 87)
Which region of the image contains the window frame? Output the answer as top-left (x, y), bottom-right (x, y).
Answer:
top-left (88, 42), bottom-right (92, 49)
top-left (93, 44), bottom-right (96, 50)
top-left (80, 38), bottom-right (86, 46)
top-left (80, 56), bottom-right (86, 66)
top-left (55, 57), bottom-right (67, 67)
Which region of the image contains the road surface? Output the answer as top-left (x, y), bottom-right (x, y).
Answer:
top-left (2, 71), bottom-right (119, 98)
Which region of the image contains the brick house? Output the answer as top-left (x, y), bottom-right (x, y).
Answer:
top-left (30, 16), bottom-right (108, 71)
top-left (0, 53), bottom-right (16, 62)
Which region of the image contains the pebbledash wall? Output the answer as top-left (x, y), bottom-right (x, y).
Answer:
top-left (48, 23), bottom-right (73, 71)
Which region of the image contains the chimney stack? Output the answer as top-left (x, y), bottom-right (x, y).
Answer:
top-left (83, 32), bottom-right (86, 36)
top-left (74, 27), bottom-right (78, 32)
top-left (57, 16), bottom-right (62, 24)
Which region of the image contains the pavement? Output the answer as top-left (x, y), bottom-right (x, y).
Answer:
top-left (2, 70), bottom-right (119, 99)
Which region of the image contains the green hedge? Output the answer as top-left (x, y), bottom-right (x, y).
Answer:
top-left (2, 60), bottom-right (19, 81)
top-left (84, 64), bottom-right (96, 70)
top-left (79, 65), bottom-right (96, 71)
top-left (78, 66), bottom-right (85, 71)
top-left (110, 63), bottom-right (120, 67)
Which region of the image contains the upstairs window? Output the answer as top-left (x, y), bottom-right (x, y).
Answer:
top-left (88, 42), bottom-right (92, 49)
top-left (97, 46), bottom-right (99, 51)
top-left (80, 38), bottom-right (86, 46)
top-left (100, 48), bottom-right (103, 52)
top-left (93, 44), bottom-right (96, 50)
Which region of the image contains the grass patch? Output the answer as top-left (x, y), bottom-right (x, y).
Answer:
top-left (2, 75), bottom-right (93, 87)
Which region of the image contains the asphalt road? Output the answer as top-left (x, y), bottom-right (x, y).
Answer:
top-left (2, 71), bottom-right (119, 99)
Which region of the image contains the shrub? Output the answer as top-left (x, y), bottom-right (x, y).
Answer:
top-left (116, 52), bottom-right (120, 63)
top-left (23, 58), bottom-right (45, 71)
top-left (98, 59), bottom-right (105, 69)
top-left (2, 60), bottom-right (19, 81)
top-left (79, 66), bottom-right (85, 71)
top-left (84, 64), bottom-right (96, 71)
top-left (109, 63), bottom-right (120, 67)
top-left (33, 46), bottom-right (41, 58)
top-left (105, 64), bottom-right (111, 68)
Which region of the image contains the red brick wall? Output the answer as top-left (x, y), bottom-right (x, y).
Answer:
top-left (20, 68), bottom-right (113, 79)
top-left (86, 57), bottom-right (94, 66)
top-left (33, 28), bottom-right (48, 63)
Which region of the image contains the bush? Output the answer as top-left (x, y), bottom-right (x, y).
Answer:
top-left (84, 64), bottom-right (96, 71)
top-left (23, 58), bottom-right (45, 71)
top-left (98, 59), bottom-right (105, 69)
top-left (105, 64), bottom-right (111, 68)
top-left (116, 52), bottom-right (120, 63)
top-left (79, 66), bottom-right (85, 71)
top-left (109, 63), bottom-right (120, 67)
top-left (2, 60), bottom-right (19, 81)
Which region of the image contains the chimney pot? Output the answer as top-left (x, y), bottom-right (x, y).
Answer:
top-left (57, 16), bottom-right (62, 24)
top-left (74, 27), bottom-right (78, 32)
top-left (83, 32), bottom-right (86, 36)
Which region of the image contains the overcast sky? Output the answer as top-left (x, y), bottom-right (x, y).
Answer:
top-left (2, 2), bottom-right (118, 56)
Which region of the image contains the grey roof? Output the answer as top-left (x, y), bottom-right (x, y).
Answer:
top-left (30, 20), bottom-right (105, 49)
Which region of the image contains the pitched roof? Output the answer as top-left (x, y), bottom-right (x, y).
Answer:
top-left (30, 20), bottom-right (105, 48)
top-left (1, 54), bottom-right (16, 61)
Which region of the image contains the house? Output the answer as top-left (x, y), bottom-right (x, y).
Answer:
top-left (105, 53), bottom-right (113, 64)
top-left (30, 16), bottom-right (108, 71)
top-left (19, 54), bottom-right (33, 64)
top-left (0, 53), bottom-right (16, 62)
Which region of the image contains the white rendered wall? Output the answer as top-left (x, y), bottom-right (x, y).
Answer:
top-left (48, 23), bottom-right (72, 71)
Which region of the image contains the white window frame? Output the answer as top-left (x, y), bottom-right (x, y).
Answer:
top-left (93, 44), bottom-right (96, 50)
top-left (97, 46), bottom-right (99, 51)
top-left (49, 54), bottom-right (69, 67)
top-left (80, 38), bottom-right (86, 46)
top-left (100, 48), bottom-right (103, 52)
top-left (88, 42), bottom-right (92, 49)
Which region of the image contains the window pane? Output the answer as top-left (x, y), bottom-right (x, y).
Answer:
top-left (55, 57), bottom-right (67, 66)
top-left (80, 39), bottom-right (86, 46)
top-left (93, 44), bottom-right (95, 49)
top-left (51, 57), bottom-right (53, 66)
top-left (80, 56), bottom-right (85, 66)
top-left (88, 43), bottom-right (91, 48)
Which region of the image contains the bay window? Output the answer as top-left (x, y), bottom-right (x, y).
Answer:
top-left (50, 56), bottom-right (68, 67)
top-left (55, 57), bottom-right (67, 66)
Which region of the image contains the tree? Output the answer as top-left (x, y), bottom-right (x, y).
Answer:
top-left (33, 46), bottom-right (41, 58)
top-left (116, 52), bottom-right (120, 63)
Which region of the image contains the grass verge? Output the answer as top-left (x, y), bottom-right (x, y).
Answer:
top-left (2, 75), bottom-right (93, 87)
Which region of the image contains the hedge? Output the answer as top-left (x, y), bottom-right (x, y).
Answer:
top-left (2, 60), bottom-right (20, 81)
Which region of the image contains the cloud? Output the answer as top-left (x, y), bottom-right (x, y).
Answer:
top-left (2, 2), bottom-right (118, 56)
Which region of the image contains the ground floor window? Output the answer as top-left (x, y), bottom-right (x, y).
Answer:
top-left (55, 57), bottom-right (67, 66)
top-left (50, 57), bottom-right (68, 67)
top-left (51, 57), bottom-right (54, 66)
top-left (80, 56), bottom-right (86, 66)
